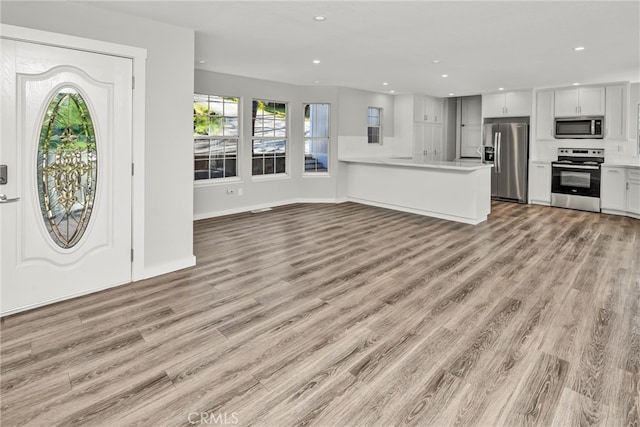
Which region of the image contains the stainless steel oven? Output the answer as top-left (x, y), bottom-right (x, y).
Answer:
top-left (550, 148), bottom-right (604, 212)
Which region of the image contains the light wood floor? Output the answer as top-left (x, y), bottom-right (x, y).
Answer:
top-left (1, 201), bottom-right (639, 427)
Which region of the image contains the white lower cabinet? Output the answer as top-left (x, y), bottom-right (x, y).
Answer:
top-left (627, 169), bottom-right (640, 215)
top-left (529, 161), bottom-right (551, 205)
top-left (601, 166), bottom-right (626, 211)
top-left (601, 165), bottom-right (640, 218)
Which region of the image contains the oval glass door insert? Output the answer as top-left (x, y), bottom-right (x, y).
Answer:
top-left (37, 87), bottom-right (97, 249)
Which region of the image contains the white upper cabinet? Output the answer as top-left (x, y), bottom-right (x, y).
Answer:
top-left (535, 90), bottom-right (555, 140)
top-left (413, 123), bottom-right (444, 161)
top-left (604, 84), bottom-right (627, 140)
top-left (554, 86), bottom-right (605, 116)
top-left (414, 95), bottom-right (444, 124)
top-left (482, 91), bottom-right (532, 118)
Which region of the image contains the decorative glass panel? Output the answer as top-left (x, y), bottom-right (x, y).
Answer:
top-left (37, 87), bottom-right (97, 249)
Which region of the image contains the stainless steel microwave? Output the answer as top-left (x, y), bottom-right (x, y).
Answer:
top-left (554, 117), bottom-right (604, 139)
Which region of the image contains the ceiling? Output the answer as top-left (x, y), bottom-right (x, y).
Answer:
top-left (90, 1), bottom-right (639, 97)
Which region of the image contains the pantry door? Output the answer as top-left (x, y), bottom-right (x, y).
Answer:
top-left (1, 39), bottom-right (133, 314)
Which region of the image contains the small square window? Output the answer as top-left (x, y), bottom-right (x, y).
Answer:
top-left (368, 107), bottom-right (382, 144)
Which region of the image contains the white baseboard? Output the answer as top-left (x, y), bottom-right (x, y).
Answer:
top-left (194, 198), bottom-right (342, 221)
top-left (137, 255), bottom-right (197, 281)
top-left (347, 197), bottom-right (486, 225)
top-left (529, 200), bottom-right (551, 206)
top-left (601, 208), bottom-right (640, 219)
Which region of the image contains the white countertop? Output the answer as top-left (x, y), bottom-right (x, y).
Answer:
top-left (602, 162), bottom-right (640, 168)
top-left (339, 156), bottom-right (493, 171)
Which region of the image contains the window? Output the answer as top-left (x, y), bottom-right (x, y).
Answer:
top-left (368, 107), bottom-right (382, 144)
top-left (252, 100), bottom-right (287, 176)
top-left (193, 94), bottom-right (239, 180)
top-left (303, 103), bottom-right (330, 173)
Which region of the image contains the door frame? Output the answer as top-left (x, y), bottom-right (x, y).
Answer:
top-left (1, 24), bottom-right (147, 284)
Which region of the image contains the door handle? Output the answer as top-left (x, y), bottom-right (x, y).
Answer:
top-left (496, 132), bottom-right (502, 173)
top-left (0, 194), bottom-right (20, 203)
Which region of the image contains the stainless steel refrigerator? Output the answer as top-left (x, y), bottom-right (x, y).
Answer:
top-left (482, 118), bottom-right (529, 203)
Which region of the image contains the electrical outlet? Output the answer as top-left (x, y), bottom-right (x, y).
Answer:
top-left (226, 189), bottom-right (235, 195)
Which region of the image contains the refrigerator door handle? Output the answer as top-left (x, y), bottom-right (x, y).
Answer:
top-left (496, 132), bottom-right (502, 173)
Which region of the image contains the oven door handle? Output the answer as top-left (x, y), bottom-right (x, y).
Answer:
top-left (551, 163), bottom-right (600, 170)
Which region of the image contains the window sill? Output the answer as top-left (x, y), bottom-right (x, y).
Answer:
top-left (302, 172), bottom-right (332, 178)
top-left (251, 173), bottom-right (291, 183)
top-left (194, 177), bottom-right (243, 187)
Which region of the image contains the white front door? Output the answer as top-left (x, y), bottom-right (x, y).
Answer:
top-left (1, 40), bottom-right (133, 314)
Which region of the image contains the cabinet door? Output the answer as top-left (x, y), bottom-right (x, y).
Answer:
top-left (627, 169), bottom-right (640, 215)
top-left (413, 123), bottom-right (426, 159)
top-left (578, 86), bottom-right (605, 116)
top-left (601, 166), bottom-right (626, 211)
top-left (554, 88), bottom-right (579, 116)
top-left (529, 162), bottom-right (550, 204)
top-left (505, 91), bottom-right (532, 116)
top-left (460, 96), bottom-right (482, 157)
top-left (423, 96), bottom-right (444, 123)
top-left (413, 95), bottom-right (426, 122)
top-left (536, 91), bottom-right (555, 140)
top-left (605, 85), bottom-right (626, 140)
top-left (431, 125), bottom-right (444, 160)
top-left (482, 93), bottom-right (506, 118)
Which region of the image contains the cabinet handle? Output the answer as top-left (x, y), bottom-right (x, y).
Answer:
top-left (608, 169), bottom-right (620, 173)
top-left (627, 182), bottom-right (630, 190)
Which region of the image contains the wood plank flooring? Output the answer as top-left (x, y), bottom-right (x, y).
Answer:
top-left (1, 201), bottom-right (639, 426)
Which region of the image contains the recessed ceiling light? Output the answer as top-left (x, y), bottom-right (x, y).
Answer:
top-left (441, 74), bottom-right (448, 78)
top-left (312, 59), bottom-right (320, 64)
top-left (433, 59), bottom-right (440, 63)
top-left (382, 82), bottom-right (389, 86)
top-left (390, 90), bottom-right (396, 94)
top-left (573, 82), bottom-right (580, 86)
top-left (498, 87), bottom-right (504, 91)
top-left (313, 15), bottom-right (326, 21)
top-left (573, 46), bottom-right (585, 51)
top-left (198, 60), bottom-right (206, 64)
top-left (314, 80), bottom-right (320, 84)
top-left (449, 93), bottom-right (454, 96)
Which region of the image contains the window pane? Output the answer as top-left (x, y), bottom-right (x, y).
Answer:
top-left (253, 139), bottom-right (285, 155)
top-left (304, 137), bottom-right (329, 172)
top-left (252, 100), bottom-right (287, 176)
top-left (368, 127), bottom-right (380, 144)
top-left (194, 94), bottom-right (239, 180)
top-left (305, 104), bottom-right (330, 137)
top-left (303, 104), bottom-right (330, 173)
top-left (368, 107), bottom-right (381, 126)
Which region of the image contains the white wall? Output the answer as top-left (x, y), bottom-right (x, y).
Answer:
top-left (337, 87), bottom-right (398, 158)
top-left (1, 2), bottom-right (196, 275)
top-left (194, 70), bottom-right (341, 218)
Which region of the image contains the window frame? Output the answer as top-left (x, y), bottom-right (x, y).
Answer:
top-left (193, 93), bottom-right (241, 184)
top-left (303, 102), bottom-right (331, 176)
top-left (367, 106), bottom-right (382, 145)
top-left (251, 99), bottom-right (288, 178)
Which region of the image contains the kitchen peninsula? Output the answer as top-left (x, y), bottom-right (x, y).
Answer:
top-left (339, 157), bottom-right (493, 225)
